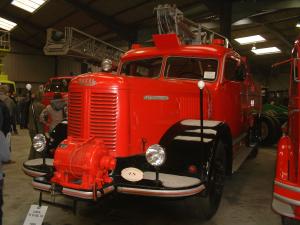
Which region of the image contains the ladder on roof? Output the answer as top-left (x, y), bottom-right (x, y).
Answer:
top-left (155, 4), bottom-right (230, 48)
top-left (43, 27), bottom-right (125, 63)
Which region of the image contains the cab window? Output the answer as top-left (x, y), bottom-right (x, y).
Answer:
top-left (165, 57), bottom-right (218, 80)
top-left (46, 79), bottom-right (70, 92)
top-left (224, 58), bottom-right (246, 81)
top-left (120, 57), bottom-right (162, 78)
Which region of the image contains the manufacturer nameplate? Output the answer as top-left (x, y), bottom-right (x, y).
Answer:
top-left (144, 95), bottom-right (169, 101)
top-left (76, 78), bottom-right (97, 86)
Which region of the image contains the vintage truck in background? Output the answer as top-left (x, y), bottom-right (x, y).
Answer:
top-left (23, 5), bottom-right (262, 219)
top-left (272, 36), bottom-right (300, 225)
top-left (41, 76), bottom-right (72, 106)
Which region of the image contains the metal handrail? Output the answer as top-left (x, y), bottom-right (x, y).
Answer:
top-left (155, 4), bottom-right (230, 48)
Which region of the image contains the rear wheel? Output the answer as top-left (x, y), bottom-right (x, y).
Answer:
top-left (282, 216), bottom-right (300, 225)
top-left (260, 114), bottom-right (277, 146)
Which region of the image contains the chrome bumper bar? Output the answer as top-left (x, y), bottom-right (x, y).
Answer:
top-left (117, 184), bottom-right (205, 198)
top-left (33, 180), bottom-right (205, 199)
top-left (32, 179), bottom-right (115, 200)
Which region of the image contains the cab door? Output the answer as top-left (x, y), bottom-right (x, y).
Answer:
top-left (220, 56), bottom-right (247, 140)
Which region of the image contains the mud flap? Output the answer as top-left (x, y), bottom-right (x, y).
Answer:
top-left (23, 158), bottom-right (54, 178)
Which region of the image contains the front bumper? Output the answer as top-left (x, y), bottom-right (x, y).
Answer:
top-left (272, 180), bottom-right (300, 220)
top-left (31, 171), bottom-right (205, 200)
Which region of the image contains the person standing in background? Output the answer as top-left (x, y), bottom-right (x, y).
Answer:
top-left (28, 91), bottom-right (45, 159)
top-left (40, 93), bottom-right (66, 132)
top-left (0, 85), bottom-right (16, 153)
top-left (8, 91), bottom-right (18, 135)
top-left (0, 99), bottom-right (11, 225)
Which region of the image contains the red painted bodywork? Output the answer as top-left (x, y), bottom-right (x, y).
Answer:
top-left (52, 34), bottom-right (261, 191)
top-left (42, 76), bottom-right (72, 106)
top-left (273, 37), bottom-right (300, 220)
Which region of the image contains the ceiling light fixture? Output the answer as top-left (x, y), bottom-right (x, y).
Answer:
top-left (0, 17), bottom-right (17, 31)
top-left (11, 0), bottom-right (47, 13)
top-left (251, 47), bottom-right (281, 55)
top-left (296, 22), bottom-right (300, 28)
top-left (235, 35), bottom-right (266, 45)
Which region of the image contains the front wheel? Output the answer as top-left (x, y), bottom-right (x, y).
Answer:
top-left (282, 216), bottom-right (300, 225)
top-left (198, 140), bottom-right (227, 219)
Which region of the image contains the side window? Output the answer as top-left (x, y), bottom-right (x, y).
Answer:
top-left (224, 58), bottom-right (245, 81)
top-left (121, 58), bottom-right (162, 78)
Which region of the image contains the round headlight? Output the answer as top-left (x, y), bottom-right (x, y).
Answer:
top-left (145, 144), bottom-right (166, 167)
top-left (101, 58), bottom-right (113, 72)
top-left (33, 134), bottom-right (46, 152)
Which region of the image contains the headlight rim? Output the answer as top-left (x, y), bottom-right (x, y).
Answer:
top-left (101, 58), bottom-right (113, 72)
top-left (145, 144), bottom-right (166, 167)
top-left (33, 133), bottom-right (47, 152)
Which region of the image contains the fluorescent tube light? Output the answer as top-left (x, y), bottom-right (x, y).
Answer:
top-left (0, 17), bottom-right (17, 31)
top-left (251, 47), bottom-right (281, 55)
top-left (11, 0), bottom-right (47, 13)
top-left (235, 35), bottom-right (266, 45)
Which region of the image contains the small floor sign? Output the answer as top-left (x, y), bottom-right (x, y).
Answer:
top-left (23, 204), bottom-right (48, 225)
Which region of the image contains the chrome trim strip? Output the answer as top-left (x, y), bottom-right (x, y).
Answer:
top-left (275, 180), bottom-right (300, 193)
top-left (22, 167), bottom-right (46, 178)
top-left (174, 135), bottom-right (212, 143)
top-left (274, 193), bottom-right (300, 206)
top-left (180, 120), bottom-right (221, 127)
top-left (32, 181), bottom-right (51, 192)
top-left (272, 197), bottom-right (295, 218)
top-left (117, 184), bottom-right (205, 198)
top-left (62, 188), bottom-right (100, 199)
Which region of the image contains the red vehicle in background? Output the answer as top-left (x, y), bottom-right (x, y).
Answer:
top-left (42, 76), bottom-right (72, 105)
top-left (272, 37), bottom-right (300, 225)
top-left (23, 5), bottom-right (262, 219)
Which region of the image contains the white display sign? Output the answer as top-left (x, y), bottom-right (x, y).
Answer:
top-left (203, 71), bottom-right (216, 79)
top-left (23, 205), bottom-right (48, 225)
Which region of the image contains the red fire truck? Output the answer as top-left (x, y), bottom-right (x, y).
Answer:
top-left (272, 37), bottom-right (300, 225)
top-left (23, 5), bottom-right (261, 218)
top-left (42, 76), bottom-right (72, 105)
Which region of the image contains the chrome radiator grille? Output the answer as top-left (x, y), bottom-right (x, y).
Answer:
top-left (68, 91), bottom-right (83, 137)
top-left (68, 90), bottom-right (118, 151)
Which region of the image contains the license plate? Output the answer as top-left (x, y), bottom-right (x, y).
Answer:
top-left (121, 167), bottom-right (143, 182)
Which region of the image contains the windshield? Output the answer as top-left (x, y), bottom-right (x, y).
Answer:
top-left (165, 57), bottom-right (218, 81)
top-left (45, 78), bottom-right (71, 92)
top-left (120, 57), bottom-right (162, 78)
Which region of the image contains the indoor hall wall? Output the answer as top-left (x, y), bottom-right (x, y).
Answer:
top-left (56, 57), bottom-right (81, 76)
top-left (2, 41), bottom-right (55, 91)
top-left (2, 53), bottom-right (55, 84)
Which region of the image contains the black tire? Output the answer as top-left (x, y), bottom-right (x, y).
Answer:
top-left (199, 140), bottom-right (227, 219)
top-left (271, 116), bottom-right (282, 143)
top-left (248, 146), bottom-right (258, 159)
top-left (282, 216), bottom-right (300, 225)
top-left (260, 114), bottom-right (277, 146)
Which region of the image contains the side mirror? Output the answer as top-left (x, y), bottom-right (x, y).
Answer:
top-left (236, 66), bottom-right (246, 81)
top-left (293, 58), bottom-right (300, 82)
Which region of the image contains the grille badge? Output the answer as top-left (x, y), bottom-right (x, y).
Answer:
top-left (76, 78), bottom-right (97, 86)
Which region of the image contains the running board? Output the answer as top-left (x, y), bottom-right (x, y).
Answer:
top-left (232, 146), bottom-right (253, 173)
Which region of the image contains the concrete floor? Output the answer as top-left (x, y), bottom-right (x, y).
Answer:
top-left (3, 128), bottom-right (281, 225)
